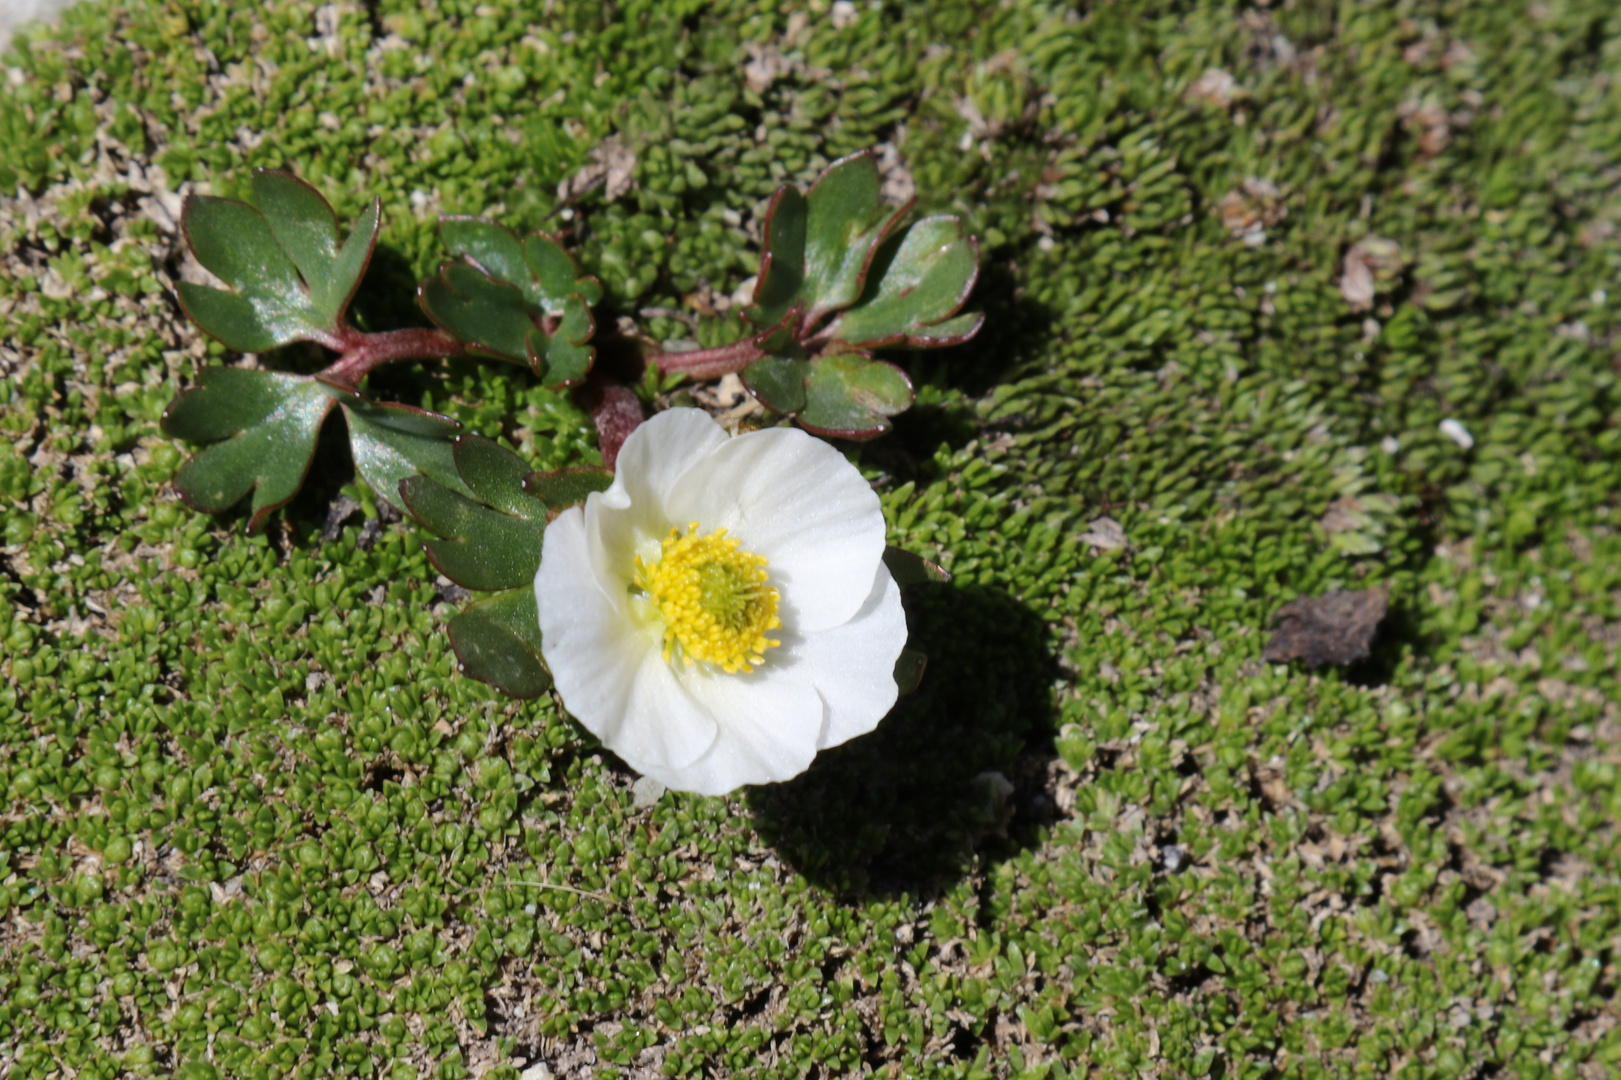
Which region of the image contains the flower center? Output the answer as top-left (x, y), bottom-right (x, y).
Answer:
top-left (633, 522), bottom-right (782, 674)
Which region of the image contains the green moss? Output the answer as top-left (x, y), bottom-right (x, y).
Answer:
top-left (3, 1), bottom-right (1619, 1078)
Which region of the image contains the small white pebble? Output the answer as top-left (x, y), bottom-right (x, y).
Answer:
top-left (1439, 418), bottom-right (1474, 449)
top-left (631, 775), bottom-right (666, 810)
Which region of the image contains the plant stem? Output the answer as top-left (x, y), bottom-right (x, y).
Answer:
top-left (646, 338), bottom-right (764, 380)
top-left (575, 377), bottom-right (644, 471)
top-left (320, 327), bottom-right (469, 389)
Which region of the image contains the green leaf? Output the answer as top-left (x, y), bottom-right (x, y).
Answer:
top-left (741, 352), bottom-right (912, 437)
top-left (251, 171), bottom-right (380, 327)
top-left (451, 434), bottom-right (544, 518)
top-left (823, 215), bottom-right (983, 348)
top-left (894, 648), bottom-right (928, 695)
top-left (398, 436), bottom-right (549, 591)
top-left (447, 588), bottom-right (552, 699)
top-left (531, 296), bottom-right (597, 388)
top-left (740, 355), bottom-right (810, 416)
top-left (800, 152), bottom-right (910, 324)
top-left (336, 391), bottom-right (469, 509)
top-left (523, 467), bottom-right (613, 509)
top-left (418, 261), bottom-right (597, 388)
top-left (418, 260), bottom-right (534, 364)
top-left (882, 546), bottom-right (952, 587)
top-left (745, 187), bottom-right (807, 329)
top-left (176, 172), bottom-right (379, 352)
top-left (800, 355), bottom-right (913, 438)
top-left (161, 368), bottom-right (337, 532)
top-left (745, 152), bottom-right (909, 332)
top-left (439, 217), bottom-right (603, 311)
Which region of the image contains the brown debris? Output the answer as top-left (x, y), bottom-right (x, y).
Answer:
top-left (1263, 587), bottom-right (1389, 668)
top-left (1216, 178), bottom-right (1285, 246)
top-left (1339, 236), bottom-right (1402, 312)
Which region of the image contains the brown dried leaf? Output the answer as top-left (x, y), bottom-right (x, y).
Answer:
top-left (1263, 586), bottom-right (1389, 668)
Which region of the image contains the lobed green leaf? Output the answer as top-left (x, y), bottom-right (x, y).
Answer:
top-left (446, 588), bottom-right (552, 700)
top-left (161, 369), bottom-right (337, 533)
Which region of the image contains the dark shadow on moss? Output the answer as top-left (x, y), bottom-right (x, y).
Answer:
top-left (747, 583), bottom-right (1059, 898)
top-left (901, 256), bottom-right (1058, 400)
top-left (1343, 593), bottom-right (1426, 690)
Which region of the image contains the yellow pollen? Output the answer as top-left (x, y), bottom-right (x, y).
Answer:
top-left (632, 522), bottom-right (782, 674)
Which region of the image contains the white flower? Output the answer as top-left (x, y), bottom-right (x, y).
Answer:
top-left (534, 408), bottom-right (908, 795)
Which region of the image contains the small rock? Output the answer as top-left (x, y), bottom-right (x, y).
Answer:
top-left (631, 775), bottom-right (666, 810)
top-left (1263, 587), bottom-right (1389, 669)
top-left (1439, 418), bottom-right (1474, 449)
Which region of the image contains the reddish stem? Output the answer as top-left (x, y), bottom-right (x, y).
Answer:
top-left (320, 327), bottom-right (469, 389)
top-left (575, 377), bottom-right (644, 470)
top-left (646, 338), bottom-right (765, 381)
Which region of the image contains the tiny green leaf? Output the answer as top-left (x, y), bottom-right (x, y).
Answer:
top-left (161, 369), bottom-right (338, 532)
top-left (523, 467), bottom-right (614, 509)
top-left (823, 215), bottom-right (983, 348)
top-left (447, 588), bottom-right (552, 699)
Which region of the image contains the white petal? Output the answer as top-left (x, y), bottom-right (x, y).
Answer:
top-left (666, 426), bottom-right (886, 632)
top-left (585, 408), bottom-right (730, 608)
top-left (798, 563), bottom-right (908, 750)
top-left (536, 508), bottom-right (717, 771)
top-left (642, 666), bottom-right (825, 796)
top-left (599, 407), bottom-right (728, 514)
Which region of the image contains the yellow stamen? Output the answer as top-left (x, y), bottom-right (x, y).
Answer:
top-left (632, 522), bottom-right (782, 674)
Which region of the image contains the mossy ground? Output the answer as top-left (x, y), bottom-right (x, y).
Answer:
top-left (2, 1), bottom-right (1619, 1078)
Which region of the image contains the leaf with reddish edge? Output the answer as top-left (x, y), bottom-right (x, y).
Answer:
top-left (739, 355), bottom-right (809, 416)
top-left (447, 587), bottom-right (552, 699)
top-left (398, 436), bottom-right (550, 592)
top-left (744, 186), bottom-right (806, 330)
top-left (161, 368), bottom-right (338, 533)
top-left (819, 214), bottom-right (983, 349)
top-left (882, 546), bottom-right (952, 587)
top-left (399, 473), bottom-right (546, 592)
top-left (800, 152), bottom-right (912, 326)
top-left (251, 170), bottom-right (380, 327)
top-left (176, 171), bottom-right (380, 352)
top-left (523, 467), bottom-right (613, 509)
top-left (744, 152), bottom-right (911, 335)
top-left (799, 354), bottom-right (913, 439)
top-left (742, 352), bottom-right (913, 439)
top-left (333, 388), bottom-right (469, 507)
top-left (438, 217), bottom-right (603, 312)
top-left (530, 295), bottom-right (596, 388)
top-left (893, 648), bottom-right (928, 695)
top-left (418, 259), bottom-right (536, 365)
top-left (450, 435), bottom-right (548, 518)
top-left (418, 259), bottom-right (597, 388)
